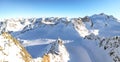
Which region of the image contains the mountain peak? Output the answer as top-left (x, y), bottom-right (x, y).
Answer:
top-left (42, 39), bottom-right (70, 62)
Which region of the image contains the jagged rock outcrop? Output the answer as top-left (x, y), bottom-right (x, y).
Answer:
top-left (42, 38), bottom-right (70, 62)
top-left (99, 36), bottom-right (120, 62)
top-left (85, 34), bottom-right (120, 62)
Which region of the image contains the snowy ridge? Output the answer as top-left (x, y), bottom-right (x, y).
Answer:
top-left (42, 38), bottom-right (70, 62)
top-left (0, 32), bottom-right (32, 62)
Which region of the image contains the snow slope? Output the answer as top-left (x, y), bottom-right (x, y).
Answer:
top-left (0, 32), bottom-right (32, 62)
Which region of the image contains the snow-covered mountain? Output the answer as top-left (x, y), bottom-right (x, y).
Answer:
top-left (0, 13), bottom-right (120, 62)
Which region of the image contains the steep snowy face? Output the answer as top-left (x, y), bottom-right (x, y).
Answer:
top-left (72, 18), bottom-right (90, 37)
top-left (0, 32), bottom-right (32, 62)
top-left (42, 39), bottom-right (70, 62)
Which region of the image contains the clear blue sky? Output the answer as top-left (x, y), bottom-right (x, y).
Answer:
top-left (0, 0), bottom-right (120, 19)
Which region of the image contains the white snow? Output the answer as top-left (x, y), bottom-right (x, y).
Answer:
top-left (19, 38), bottom-right (73, 47)
top-left (0, 35), bottom-right (24, 62)
top-left (90, 29), bottom-right (99, 35)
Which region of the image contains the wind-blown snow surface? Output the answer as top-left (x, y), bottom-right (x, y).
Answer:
top-left (0, 13), bottom-right (120, 62)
